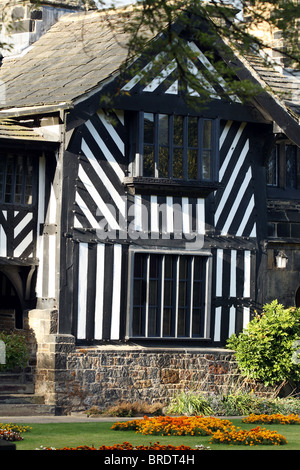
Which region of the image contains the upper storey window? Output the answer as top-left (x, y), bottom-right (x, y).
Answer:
top-left (266, 142), bottom-right (300, 190)
top-left (142, 113), bottom-right (217, 181)
top-left (0, 154), bottom-right (36, 206)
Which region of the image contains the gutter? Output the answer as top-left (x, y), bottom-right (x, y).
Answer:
top-left (0, 102), bottom-right (73, 118)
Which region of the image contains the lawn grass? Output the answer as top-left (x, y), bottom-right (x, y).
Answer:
top-left (12, 419), bottom-right (300, 450)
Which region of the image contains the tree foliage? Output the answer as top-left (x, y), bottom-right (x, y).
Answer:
top-left (111, 0), bottom-right (300, 101)
top-left (0, 330), bottom-right (29, 371)
top-left (227, 300), bottom-right (300, 387)
top-left (0, 0), bottom-right (299, 103)
top-left (112, 0), bottom-right (300, 67)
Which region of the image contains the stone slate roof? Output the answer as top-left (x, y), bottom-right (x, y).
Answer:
top-left (0, 6), bottom-right (300, 130)
top-left (222, 47), bottom-right (300, 145)
top-left (243, 52), bottom-right (300, 118)
top-left (0, 10), bottom-right (131, 110)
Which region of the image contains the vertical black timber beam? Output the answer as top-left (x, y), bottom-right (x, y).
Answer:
top-left (59, 127), bottom-right (81, 334)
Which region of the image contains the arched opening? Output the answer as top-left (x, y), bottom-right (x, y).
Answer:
top-left (0, 271), bottom-right (23, 330)
top-left (295, 286), bottom-right (300, 308)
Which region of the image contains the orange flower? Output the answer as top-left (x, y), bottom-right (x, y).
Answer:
top-left (112, 415), bottom-right (232, 436)
top-left (209, 425), bottom-right (287, 446)
top-left (242, 413), bottom-right (300, 425)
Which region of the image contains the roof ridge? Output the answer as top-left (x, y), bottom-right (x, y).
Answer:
top-left (57, 4), bottom-right (134, 22)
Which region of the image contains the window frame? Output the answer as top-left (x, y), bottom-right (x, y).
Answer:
top-left (0, 152), bottom-right (38, 207)
top-left (131, 112), bottom-right (219, 183)
top-left (126, 247), bottom-right (212, 341)
top-left (266, 140), bottom-right (300, 191)
top-left (266, 144), bottom-right (278, 187)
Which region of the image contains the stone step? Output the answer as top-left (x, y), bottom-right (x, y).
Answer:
top-left (0, 372), bottom-right (26, 383)
top-left (0, 403), bottom-right (56, 416)
top-left (0, 382), bottom-right (34, 394)
top-left (0, 393), bottom-right (45, 404)
top-left (0, 371), bottom-right (35, 395)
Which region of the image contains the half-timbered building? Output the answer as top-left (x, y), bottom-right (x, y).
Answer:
top-left (0, 4), bottom-right (300, 412)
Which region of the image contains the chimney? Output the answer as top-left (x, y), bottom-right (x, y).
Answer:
top-left (243, 1), bottom-right (299, 70)
top-left (0, 0), bottom-right (88, 57)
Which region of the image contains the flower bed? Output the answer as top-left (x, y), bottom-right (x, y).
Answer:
top-left (209, 425), bottom-right (287, 446)
top-left (111, 415), bottom-right (232, 436)
top-left (242, 413), bottom-right (300, 425)
top-left (0, 422), bottom-right (31, 442)
top-left (0, 423), bottom-right (31, 433)
top-left (0, 429), bottom-right (23, 442)
top-left (38, 442), bottom-right (208, 450)
top-left (112, 415), bottom-right (288, 446)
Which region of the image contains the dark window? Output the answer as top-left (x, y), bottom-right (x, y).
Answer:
top-left (266, 142), bottom-right (300, 189)
top-left (142, 113), bottom-right (217, 181)
top-left (286, 144), bottom-right (298, 189)
top-left (130, 252), bottom-right (210, 339)
top-left (266, 146), bottom-right (278, 186)
top-left (0, 154), bottom-right (36, 205)
top-left (291, 223), bottom-right (300, 238)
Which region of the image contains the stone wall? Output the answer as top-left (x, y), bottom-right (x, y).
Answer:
top-left (28, 308), bottom-right (272, 415)
top-left (56, 347), bottom-right (240, 414)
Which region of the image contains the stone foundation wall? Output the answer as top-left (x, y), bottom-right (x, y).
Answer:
top-left (28, 308), bottom-right (272, 415)
top-left (55, 347), bottom-right (240, 413)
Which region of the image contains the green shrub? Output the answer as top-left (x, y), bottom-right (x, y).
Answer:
top-left (215, 393), bottom-right (258, 416)
top-left (226, 300), bottom-right (300, 386)
top-left (167, 391), bottom-right (212, 416)
top-left (167, 390), bottom-right (300, 417)
top-left (0, 331), bottom-right (29, 372)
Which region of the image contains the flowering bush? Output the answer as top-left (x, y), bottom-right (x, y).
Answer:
top-left (0, 429), bottom-right (23, 442)
top-left (112, 415), bottom-right (233, 436)
top-left (209, 425), bottom-right (287, 446)
top-left (0, 422), bottom-right (31, 442)
top-left (242, 413), bottom-right (300, 425)
top-left (112, 419), bottom-right (140, 431)
top-left (0, 423), bottom-right (31, 433)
